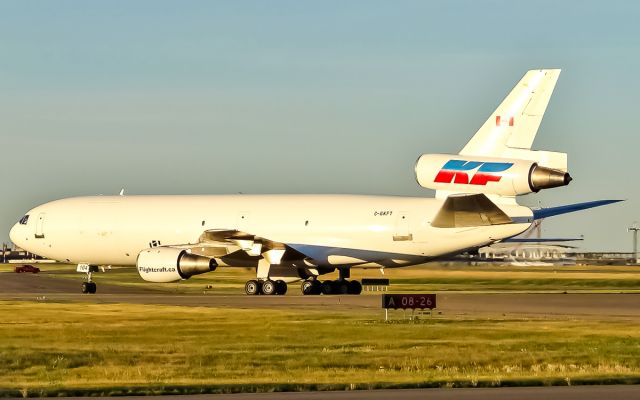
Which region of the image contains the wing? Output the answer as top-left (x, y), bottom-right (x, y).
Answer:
top-left (170, 229), bottom-right (311, 268)
top-left (158, 229), bottom-right (427, 271)
top-left (137, 229), bottom-right (319, 284)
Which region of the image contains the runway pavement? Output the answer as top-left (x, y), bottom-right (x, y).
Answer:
top-left (1, 272), bottom-right (639, 320)
top-left (0, 271), bottom-right (161, 294)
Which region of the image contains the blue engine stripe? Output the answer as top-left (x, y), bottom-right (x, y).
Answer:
top-left (442, 160), bottom-right (483, 171)
top-left (478, 162), bottom-right (513, 173)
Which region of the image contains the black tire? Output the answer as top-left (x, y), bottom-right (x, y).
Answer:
top-left (81, 282), bottom-right (90, 294)
top-left (89, 282), bottom-right (97, 294)
top-left (321, 280), bottom-right (334, 295)
top-left (348, 280), bottom-right (363, 295)
top-left (261, 280), bottom-right (277, 295)
top-left (275, 280), bottom-right (287, 295)
top-left (335, 281), bottom-right (349, 295)
top-left (311, 280), bottom-right (322, 295)
top-left (302, 280), bottom-right (321, 295)
top-left (245, 280), bottom-right (260, 295)
top-left (301, 280), bottom-right (314, 295)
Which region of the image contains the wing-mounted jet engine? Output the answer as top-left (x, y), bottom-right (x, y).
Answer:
top-left (137, 247), bottom-right (217, 283)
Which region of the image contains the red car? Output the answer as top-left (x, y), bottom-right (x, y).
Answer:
top-left (14, 265), bottom-right (40, 273)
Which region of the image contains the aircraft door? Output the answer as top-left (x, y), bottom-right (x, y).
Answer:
top-left (35, 213), bottom-right (46, 239)
top-left (393, 212), bottom-right (413, 241)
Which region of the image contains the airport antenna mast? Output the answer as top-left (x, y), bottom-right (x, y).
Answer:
top-left (628, 224), bottom-right (640, 264)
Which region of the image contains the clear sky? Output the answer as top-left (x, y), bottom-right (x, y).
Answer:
top-left (1, 0), bottom-right (638, 251)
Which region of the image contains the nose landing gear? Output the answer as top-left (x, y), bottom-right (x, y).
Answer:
top-left (77, 264), bottom-right (99, 294)
top-left (81, 281), bottom-right (97, 294)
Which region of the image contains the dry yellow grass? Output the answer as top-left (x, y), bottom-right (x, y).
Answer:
top-left (1, 300), bottom-right (640, 396)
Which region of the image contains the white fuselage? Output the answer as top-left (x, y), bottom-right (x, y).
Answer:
top-left (9, 194), bottom-right (533, 268)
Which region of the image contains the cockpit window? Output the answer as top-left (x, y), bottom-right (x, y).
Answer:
top-left (19, 215), bottom-right (29, 225)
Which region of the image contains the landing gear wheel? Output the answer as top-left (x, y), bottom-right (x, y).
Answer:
top-left (312, 280), bottom-right (322, 294)
top-left (301, 280), bottom-right (320, 295)
top-left (275, 280), bottom-right (288, 295)
top-left (335, 280), bottom-right (349, 295)
top-left (321, 280), bottom-right (334, 295)
top-left (82, 281), bottom-right (96, 294)
top-left (245, 280), bottom-right (260, 295)
top-left (348, 280), bottom-right (362, 295)
top-left (261, 280), bottom-right (277, 295)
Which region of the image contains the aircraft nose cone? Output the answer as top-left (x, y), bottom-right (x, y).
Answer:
top-left (9, 224), bottom-right (19, 247)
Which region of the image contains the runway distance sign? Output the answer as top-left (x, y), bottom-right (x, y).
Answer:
top-left (382, 294), bottom-right (436, 310)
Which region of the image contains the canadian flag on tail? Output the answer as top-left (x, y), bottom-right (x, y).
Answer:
top-left (495, 115), bottom-right (514, 127)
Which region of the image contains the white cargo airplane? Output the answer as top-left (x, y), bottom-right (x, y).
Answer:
top-left (9, 69), bottom-right (620, 295)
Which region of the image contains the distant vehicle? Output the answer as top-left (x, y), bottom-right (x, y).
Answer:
top-left (14, 265), bottom-right (40, 273)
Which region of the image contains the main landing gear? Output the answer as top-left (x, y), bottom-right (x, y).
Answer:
top-left (245, 279), bottom-right (288, 296)
top-left (301, 268), bottom-right (362, 295)
top-left (243, 268), bottom-right (363, 296)
top-left (301, 279), bottom-right (362, 295)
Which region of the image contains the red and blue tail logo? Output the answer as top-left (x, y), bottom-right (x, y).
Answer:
top-left (434, 160), bottom-right (513, 186)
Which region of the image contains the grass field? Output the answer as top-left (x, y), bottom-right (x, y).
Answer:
top-left (1, 300), bottom-right (640, 397)
top-left (3, 262), bottom-right (640, 294)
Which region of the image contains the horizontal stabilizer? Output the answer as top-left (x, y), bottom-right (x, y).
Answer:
top-left (532, 199), bottom-right (623, 220)
top-left (432, 193), bottom-right (512, 228)
top-left (503, 237), bottom-right (583, 243)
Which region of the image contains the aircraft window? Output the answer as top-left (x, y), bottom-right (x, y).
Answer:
top-left (19, 215), bottom-right (29, 225)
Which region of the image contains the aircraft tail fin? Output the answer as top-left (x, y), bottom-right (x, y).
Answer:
top-left (459, 69), bottom-right (566, 171)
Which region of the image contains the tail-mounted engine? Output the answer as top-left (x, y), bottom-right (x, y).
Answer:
top-left (137, 247), bottom-right (217, 283)
top-left (415, 154), bottom-right (571, 197)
